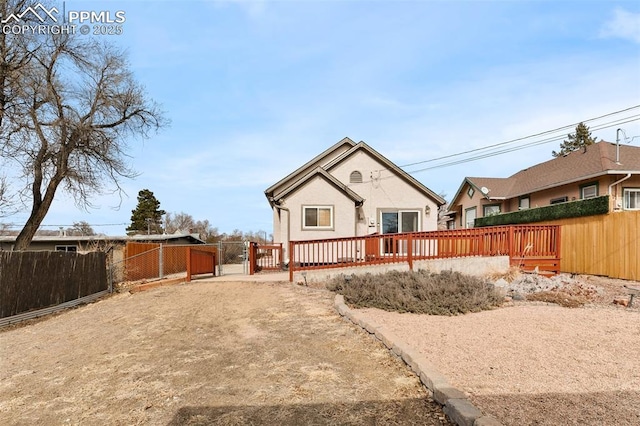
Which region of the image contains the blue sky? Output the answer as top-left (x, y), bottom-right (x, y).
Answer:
top-left (2, 0), bottom-right (640, 236)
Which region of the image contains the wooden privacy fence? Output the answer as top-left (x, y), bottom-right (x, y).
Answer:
top-left (186, 247), bottom-right (217, 281)
top-left (288, 225), bottom-right (561, 281)
top-left (542, 210), bottom-right (639, 280)
top-left (248, 243), bottom-right (284, 275)
top-left (123, 242), bottom-right (218, 281)
top-left (0, 251), bottom-right (107, 320)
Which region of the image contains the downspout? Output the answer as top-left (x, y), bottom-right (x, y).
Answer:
top-left (608, 173), bottom-right (632, 210)
top-left (275, 205), bottom-right (290, 263)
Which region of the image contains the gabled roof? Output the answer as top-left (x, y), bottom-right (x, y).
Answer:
top-left (450, 141), bottom-right (640, 205)
top-left (265, 137), bottom-right (356, 201)
top-left (324, 141), bottom-right (446, 205)
top-left (450, 177), bottom-right (512, 205)
top-left (266, 138), bottom-right (446, 206)
top-left (274, 167), bottom-right (364, 205)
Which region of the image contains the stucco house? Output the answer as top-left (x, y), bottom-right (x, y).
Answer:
top-left (447, 141), bottom-right (640, 228)
top-left (265, 137), bottom-right (446, 261)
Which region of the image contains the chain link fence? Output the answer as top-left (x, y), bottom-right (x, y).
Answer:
top-left (107, 242), bottom-right (249, 288)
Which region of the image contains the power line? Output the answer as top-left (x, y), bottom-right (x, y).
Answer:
top-left (0, 222), bottom-right (127, 228)
top-left (398, 104), bottom-right (640, 169)
top-left (404, 115), bottom-right (640, 174)
top-left (346, 110), bottom-right (640, 188)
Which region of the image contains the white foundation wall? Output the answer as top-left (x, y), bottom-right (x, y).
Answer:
top-left (293, 256), bottom-right (510, 284)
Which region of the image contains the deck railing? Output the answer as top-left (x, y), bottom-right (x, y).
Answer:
top-left (249, 243), bottom-right (284, 274)
top-left (288, 225), bottom-right (560, 281)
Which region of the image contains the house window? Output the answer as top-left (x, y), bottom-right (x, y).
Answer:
top-left (464, 207), bottom-right (476, 228)
top-left (550, 196), bottom-right (568, 205)
top-left (55, 245), bottom-right (77, 252)
top-left (467, 187), bottom-right (475, 198)
top-left (483, 205), bottom-right (500, 216)
top-left (519, 196), bottom-right (530, 210)
top-left (349, 171), bottom-right (363, 183)
top-left (624, 188), bottom-right (640, 210)
top-left (303, 206), bottom-right (333, 229)
top-left (580, 183), bottom-right (598, 199)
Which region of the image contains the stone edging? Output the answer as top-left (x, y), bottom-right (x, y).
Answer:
top-left (334, 294), bottom-right (502, 426)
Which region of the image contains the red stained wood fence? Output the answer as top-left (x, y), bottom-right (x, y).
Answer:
top-left (186, 248), bottom-right (217, 282)
top-left (288, 225), bottom-right (561, 281)
top-left (123, 243), bottom-right (218, 281)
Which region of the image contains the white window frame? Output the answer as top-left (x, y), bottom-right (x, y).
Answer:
top-left (581, 183), bottom-right (598, 199)
top-left (302, 205), bottom-right (334, 230)
top-left (465, 207), bottom-right (476, 228)
top-left (623, 188), bottom-right (640, 210)
top-left (483, 205), bottom-right (501, 217)
top-left (55, 245), bottom-right (78, 252)
top-left (519, 196), bottom-right (530, 210)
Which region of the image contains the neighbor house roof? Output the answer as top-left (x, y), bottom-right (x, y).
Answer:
top-left (451, 141), bottom-right (640, 204)
top-left (0, 232), bottom-right (205, 246)
top-left (265, 138), bottom-right (446, 206)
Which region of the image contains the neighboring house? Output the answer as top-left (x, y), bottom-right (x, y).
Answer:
top-left (0, 231), bottom-right (205, 252)
top-left (264, 137), bottom-right (446, 260)
top-left (448, 141), bottom-right (640, 228)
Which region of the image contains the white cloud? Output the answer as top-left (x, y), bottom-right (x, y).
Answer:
top-left (599, 8), bottom-right (640, 43)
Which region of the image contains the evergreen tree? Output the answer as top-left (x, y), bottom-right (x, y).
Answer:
top-left (127, 189), bottom-right (166, 235)
top-left (552, 122), bottom-right (597, 157)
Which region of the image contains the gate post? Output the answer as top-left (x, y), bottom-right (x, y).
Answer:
top-left (159, 243), bottom-right (164, 278)
top-left (217, 241), bottom-right (223, 276)
top-left (249, 242), bottom-right (256, 275)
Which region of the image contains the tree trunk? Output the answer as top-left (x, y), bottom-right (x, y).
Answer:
top-left (13, 179), bottom-right (60, 251)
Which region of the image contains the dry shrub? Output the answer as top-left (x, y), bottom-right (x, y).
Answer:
top-left (526, 291), bottom-right (589, 308)
top-left (327, 270), bottom-right (503, 316)
top-left (486, 266), bottom-right (521, 283)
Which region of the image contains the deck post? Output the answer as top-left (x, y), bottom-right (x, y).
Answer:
top-left (289, 241), bottom-right (294, 282)
top-left (407, 233), bottom-right (413, 271)
top-left (508, 225), bottom-right (515, 262)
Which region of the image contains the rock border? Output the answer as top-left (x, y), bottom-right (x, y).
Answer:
top-left (334, 294), bottom-right (502, 426)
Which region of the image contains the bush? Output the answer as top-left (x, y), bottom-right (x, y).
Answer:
top-left (475, 195), bottom-right (609, 227)
top-left (327, 270), bottom-right (503, 316)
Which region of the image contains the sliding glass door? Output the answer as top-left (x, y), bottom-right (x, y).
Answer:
top-left (380, 210), bottom-right (419, 254)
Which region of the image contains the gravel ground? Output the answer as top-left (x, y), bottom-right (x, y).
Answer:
top-left (357, 274), bottom-right (640, 426)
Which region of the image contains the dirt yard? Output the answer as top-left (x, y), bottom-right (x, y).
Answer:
top-left (357, 275), bottom-right (640, 426)
top-left (0, 280), bottom-right (451, 425)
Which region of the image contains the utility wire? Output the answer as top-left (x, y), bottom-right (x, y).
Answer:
top-left (351, 110), bottom-right (640, 185)
top-left (398, 104), bottom-right (640, 168)
top-left (406, 115), bottom-right (640, 174)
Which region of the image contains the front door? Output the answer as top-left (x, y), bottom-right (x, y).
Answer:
top-left (381, 210), bottom-right (419, 254)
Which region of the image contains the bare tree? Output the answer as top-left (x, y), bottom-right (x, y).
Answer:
top-left (1, 27), bottom-right (167, 249)
top-left (67, 221), bottom-right (96, 236)
top-left (165, 211), bottom-right (220, 242)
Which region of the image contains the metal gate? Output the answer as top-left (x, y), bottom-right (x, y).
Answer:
top-left (217, 241), bottom-right (249, 275)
